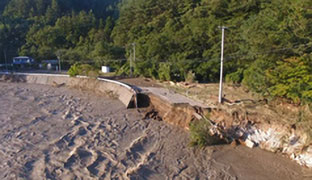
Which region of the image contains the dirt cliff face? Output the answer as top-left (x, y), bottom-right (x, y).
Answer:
top-left (144, 93), bottom-right (210, 129)
top-left (208, 105), bottom-right (312, 168)
top-left (143, 90), bottom-right (312, 168)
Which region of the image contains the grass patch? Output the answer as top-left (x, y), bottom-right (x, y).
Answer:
top-left (189, 118), bottom-right (224, 148)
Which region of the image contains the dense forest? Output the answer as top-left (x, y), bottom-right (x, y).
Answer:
top-left (0, 0), bottom-right (312, 103)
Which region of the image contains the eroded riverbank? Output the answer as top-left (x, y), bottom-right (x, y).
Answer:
top-left (0, 82), bottom-right (310, 179)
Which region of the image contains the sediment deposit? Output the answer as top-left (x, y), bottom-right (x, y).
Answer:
top-left (0, 82), bottom-right (310, 179)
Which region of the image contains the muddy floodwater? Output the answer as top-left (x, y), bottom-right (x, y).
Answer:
top-left (0, 82), bottom-right (310, 180)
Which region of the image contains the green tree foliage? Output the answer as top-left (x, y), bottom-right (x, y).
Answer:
top-left (242, 59), bottom-right (273, 94)
top-left (0, 0), bottom-right (120, 64)
top-left (112, 0), bottom-right (268, 82)
top-left (112, 0), bottom-right (312, 103)
top-left (0, 16), bottom-right (29, 62)
top-left (1, 0), bottom-right (312, 103)
top-left (267, 56), bottom-right (312, 103)
top-left (0, 0), bottom-right (10, 14)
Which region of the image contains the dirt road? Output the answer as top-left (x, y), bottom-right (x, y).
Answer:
top-left (0, 82), bottom-right (309, 179)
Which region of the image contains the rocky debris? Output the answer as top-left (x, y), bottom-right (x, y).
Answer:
top-left (244, 139), bottom-right (256, 149)
top-left (143, 106), bottom-right (162, 121)
top-left (208, 110), bottom-right (312, 168)
top-left (52, 81), bottom-right (65, 88)
top-left (292, 146), bottom-right (312, 167)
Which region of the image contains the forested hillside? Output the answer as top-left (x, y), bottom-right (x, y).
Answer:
top-left (0, 0), bottom-right (312, 103)
top-left (0, 0), bottom-right (121, 67)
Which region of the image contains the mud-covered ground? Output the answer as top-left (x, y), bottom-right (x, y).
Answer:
top-left (0, 82), bottom-right (309, 180)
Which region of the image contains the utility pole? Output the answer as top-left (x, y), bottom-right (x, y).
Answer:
top-left (129, 43), bottom-right (136, 78)
top-left (58, 56), bottom-right (61, 72)
top-left (129, 48), bottom-right (133, 77)
top-left (3, 49), bottom-right (8, 72)
top-left (218, 26), bottom-right (227, 104)
top-left (56, 50), bottom-right (62, 72)
top-left (133, 43), bottom-right (136, 63)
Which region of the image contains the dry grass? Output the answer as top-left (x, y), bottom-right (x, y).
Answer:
top-left (161, 82), bottom-right (261, 106)
top-left (161, 81), bottom-right (312, 142)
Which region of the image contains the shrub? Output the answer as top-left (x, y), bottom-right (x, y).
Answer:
top-left (194, 60), bottom-right (220, 82)
top-left (242, 55), bottom-right (312, 104)
top-left (189, 118), bottom-right (223, 148)
top-left (225, 68), bottom-right (244, 84)
top-left (87, 69), bottom-right (100, 78)
top-left (242, 59), bottom-right (273, 94)
top-left (68, 63), bottom-right (80, 77)
top-left (185, 70), bottom-right (196, 83)
top-left (78, 64), bottom-right (96, 76)
top-left (116, 62), bottom-right (130, 76)
top-left (147, 63), bottom-right (159, 79)
top-left (158, 63), bottom-right (171, 81)
top-left (267, 57), bottom-right (312, 103)
top-left (134, 60), bottom-right (158, 78)
top-left (68, 63), bottom-right (99, 77)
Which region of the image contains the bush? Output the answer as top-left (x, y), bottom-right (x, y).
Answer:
top-left (79, 64), bottom-right (99, 77)
top-left (267, 57), bottom-right (312, 103)
top-left (146, 62), bottom-right (158, 79)
top-left (194, 60), bottom-right (220, 82)
top-left (189, 118), bottom-right (223, 148)
top-left (134, 60), bottom-right (158, 78)
top-left (226, 68), bottom-right (244, 84)
top-left (158, 63), bottom-right (171, 81)
top-left (185, 70), bottom-right (196, 83)
top-left (68, 63), bottom-right (99, 77)
top-left (242, 59), bottom-right (273, 94)
top-left (242, 55), bottom-right (312, 104)
top-left (116, 62), bottom-right (130, 76)
top-left (68, 63), bottom-right (80, 77)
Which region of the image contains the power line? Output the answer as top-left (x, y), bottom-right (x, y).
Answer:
top-left (60, 59), bottom-right (127, 63)
top-left (55, 41), bottom-right (312, 66)
top-left (225, 41), bottom-right (312, 59)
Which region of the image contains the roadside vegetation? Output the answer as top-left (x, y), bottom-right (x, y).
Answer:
top-left (68, 63), bottom-right (99, 78)
top-left (189, 118), bottom-right (225, 148)
top-left (0, 0), bottom-right (312, 104)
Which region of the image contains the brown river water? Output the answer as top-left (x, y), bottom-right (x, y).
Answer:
top-left (0, 82), bottom-right (310, 180)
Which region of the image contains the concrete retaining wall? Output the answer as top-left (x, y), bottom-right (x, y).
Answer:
top-left (0, 73), bottom-right (136, 108)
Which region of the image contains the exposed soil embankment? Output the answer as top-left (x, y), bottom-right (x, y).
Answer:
top-left (142, 93), bottom-right (205, 128)
top-left (138, 87), bottom-right (212, 129)
top-left (209, 105), bottom-right (312, 168)
top-left (142, 86), bottom-right (312, 168)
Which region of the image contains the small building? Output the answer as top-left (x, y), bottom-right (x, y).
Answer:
top-left (13, 56), bottom-right (35, 65)
top-left (41, 60), bottom-right (59, 70)
top-left (102, 66), bottom-right (110, 73)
